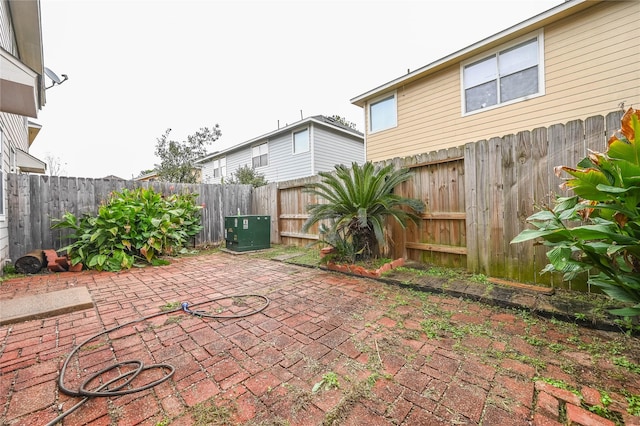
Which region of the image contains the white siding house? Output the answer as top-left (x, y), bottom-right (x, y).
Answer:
top-left (197, 116), bottom-right (364, 184)
top-left (0, 0), bottom-right (48, 269)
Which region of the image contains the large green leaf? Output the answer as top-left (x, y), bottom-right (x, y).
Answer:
top-left (562, 167), bottom-right (613, 201)
top-left (510, 228), bottom-right (562, 243)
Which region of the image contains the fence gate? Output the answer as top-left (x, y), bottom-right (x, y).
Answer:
top-left (275, 176), bottom-right (321, 247)
top-left (389, 148), bottom-right (467, 268)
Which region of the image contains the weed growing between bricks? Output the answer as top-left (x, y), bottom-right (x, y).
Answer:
top-left (248, 244), bottom-right (640, 424)
top-left (3, 251), bottom-right (640, 425)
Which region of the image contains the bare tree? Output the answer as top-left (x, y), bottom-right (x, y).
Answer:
top-left (44, 153), bottom-right (66, 176)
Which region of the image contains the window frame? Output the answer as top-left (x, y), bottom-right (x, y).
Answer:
top-left (252, 142), bottom-right (268, 168)
top-left (368, 91), bottom-right (397, 134)
top-left (212, 157), bottom-right (226, 179)
top-left (292, 127), bottom-right (310, 154)
top-left (461, 30), bottom-right (545, 116)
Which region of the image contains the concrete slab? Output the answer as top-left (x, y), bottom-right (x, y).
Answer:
top-left (0, 287), bottom-right (93, 325)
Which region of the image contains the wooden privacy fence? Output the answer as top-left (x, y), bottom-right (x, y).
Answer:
top-left (252, 110), bottom-right (625, 290)
top-left (463, 110), bottom-right (623, 289)
top-left (7, 175), bottom-right (252, 262)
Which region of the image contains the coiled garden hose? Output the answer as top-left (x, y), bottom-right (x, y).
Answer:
top-left (45, 294), bottom-right (269, 426)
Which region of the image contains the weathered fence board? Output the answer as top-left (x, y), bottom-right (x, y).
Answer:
top-left (488, 136), bottom-right (504, 277)
top-left (515, 130), bottom-right (535, 283)
top-left (7, 176), bottom-right (252, 261)
top-left (464, 142), bottom-right (478, 273)
top-left (476, 139), bottom-right (491, 274)
top-left (531, 127), bottom-right (552, 286)
top-left (252, 183), bottom-right (279, 243)
top-left (501, 134), bottom-right (518, 281)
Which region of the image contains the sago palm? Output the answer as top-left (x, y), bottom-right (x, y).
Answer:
top-left (302, 162), bottom-right (424, 260)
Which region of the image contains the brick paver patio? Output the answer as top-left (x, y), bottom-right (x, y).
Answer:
top-left (1, 252), bottom-right (640, 425)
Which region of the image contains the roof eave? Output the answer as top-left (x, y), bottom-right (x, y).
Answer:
top-left (7, 0), bottom-right (45, 109)
top-left (350, 0), bottom-right (599, 108)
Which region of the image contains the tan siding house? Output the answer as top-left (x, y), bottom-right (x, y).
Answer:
top-left (351, 0), bottom-right (640, 163)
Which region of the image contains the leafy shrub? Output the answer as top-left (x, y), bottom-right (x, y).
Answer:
top-left (316, 223), bottom-right (359, 264)
top-left (52, 187), bottom-right (203, 271)
top-left (511, 108), bottom-right (640, 316)
top-left (225, 165), bottom-right (267, 187)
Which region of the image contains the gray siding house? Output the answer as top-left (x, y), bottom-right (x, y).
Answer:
top-left (196, 116), bottom-right (364, 184)
top-left (0, 0), bottom-right (48, 269)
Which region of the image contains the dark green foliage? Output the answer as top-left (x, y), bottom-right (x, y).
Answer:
top-left (154, 126), bottom-right (221, 183)
top-left (52, 187), bottom-right (203, 271)
top-left (303, 162), bottom-right (424, 262)
top-left (512, 108), bottom-right (640, 316)
top-left (225, 165), bottom-right (267, 187)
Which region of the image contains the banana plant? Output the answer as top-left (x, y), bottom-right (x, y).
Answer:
top-left (512, 108), bottom-right (640, 316)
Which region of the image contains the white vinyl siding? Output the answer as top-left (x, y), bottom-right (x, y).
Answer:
top-left (0, 0), bottom-right (17, 55)
top-left (369, 92), bottom-right (397, 133)
top-left (314, 127), bottom-right (364, 172)
top-left (462, 31), bottom-right (544, 114)
top-left (0, 129), bottom-right (4, 219)
top-left (225, 149), bottom-right (254, 182)
top-left (267, 130), bottom-right (311, 181)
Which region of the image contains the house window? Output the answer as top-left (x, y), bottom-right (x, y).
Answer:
top-left (212, 157), bottom-right (226, 178)
top-left (463, 33), bottom-right (542, 114)
top-left (293, 128), bottom-right (309, 154)
top-left (252, 143), bottom-right (268, 168)
top-left (369, 92), bottom-right (397, 133)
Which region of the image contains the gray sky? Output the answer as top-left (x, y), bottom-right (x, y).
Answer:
top-left (31, 0), bottom-right (562, 179)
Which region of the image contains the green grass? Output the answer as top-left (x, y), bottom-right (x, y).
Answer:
top-left (160, 301), bottom-right (182, 311)
top-left (0, 264), bottom-right (25, 283)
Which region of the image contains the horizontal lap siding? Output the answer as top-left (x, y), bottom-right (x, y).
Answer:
top-left (199, 160), bottom-right (219, 184)
top-left (226, 149), bottom-right (252, 181)
top-left (365, 1), bottom-right (639, 163)
top-left (0, 1), bottom-right (16, 53)
top-left (313, 126), bottom-right (364, 172)
top-left (540, 1), bottom-right (639, 118)
top-left (367, 69), bottom-right (459, 162)
top-left (268, 130), bottom-right (312, 182)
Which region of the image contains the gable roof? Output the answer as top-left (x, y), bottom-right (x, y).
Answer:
top-left (350, 0), bottom-right (600, 107)
top-left (195, 115), bottom-right (363, 164)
